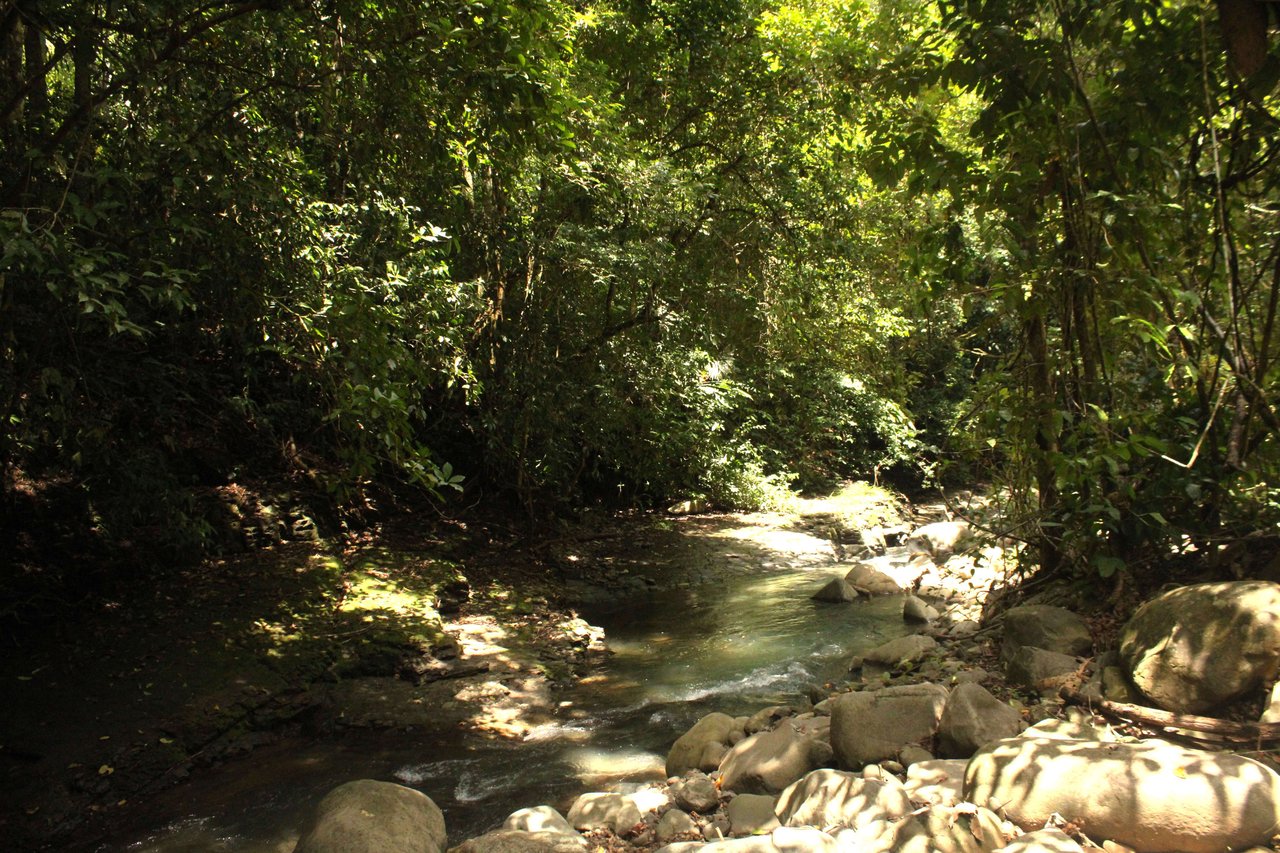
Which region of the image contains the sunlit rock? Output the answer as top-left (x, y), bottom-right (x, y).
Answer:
top-left (293, 779), bottom-right (446, 853)
top-left (965, 736), bottom-right (1280, 853)
top-left (1118, 580), bottom-right (1280, 713)
top-left (830, 683), bottom-right (947, 766)
top-left (718, 723), bottom-right (832, 794)
top-left (775, 768), bottom-right (913, 830)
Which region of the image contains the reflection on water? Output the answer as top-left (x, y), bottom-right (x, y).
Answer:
top-left (115, 549), bottom-right (913, 852)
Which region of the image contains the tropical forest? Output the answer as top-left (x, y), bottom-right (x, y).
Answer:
top-left (4, 0), bottom-right (1280, 851)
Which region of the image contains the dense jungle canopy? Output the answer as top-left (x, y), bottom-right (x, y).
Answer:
top-left (4, 0), bottom-right (1280, 589)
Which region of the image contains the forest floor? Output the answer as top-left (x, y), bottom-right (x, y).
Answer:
top-left (0, 482), bottom-right (913, 851)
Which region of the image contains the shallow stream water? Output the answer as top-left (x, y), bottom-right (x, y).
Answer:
top-left (112, 536), bottom-right (917, 852)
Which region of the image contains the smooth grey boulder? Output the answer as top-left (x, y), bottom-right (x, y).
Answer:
top-left (775, 768), bottom-right (913, 830)
top-left (995, 830), bottom-right (1086, 853)
top-left (1004, 646), bottom-right (1079, 692)
top-left (1001, 606), bottom-right (1092, 662)
top-left (668, 712), bottom-right (740, 777)
top-left (449, 830), bottom-right (587, 852)
top-left (861, 634), bottom-right (937, 674)
top-left (844, 563), bottom-right (902, 595)
top-left (672, 771), bottom-right (720, 813)
top-left (656, 809), bottom-right (698, 843)
top-left (936, 682), bottom-right (1022, 758)
top-left (566, 792), bottom-right (642, 834)
top-left (1118, 580), bottom-right (1280, 713)
top-left (726, 793), bottom-right (780, 836)
top-left (812, 576), bottom-right (860, 603)
top-left (829, 683), bottom-right (948, 767)
top-left (504, 806), bottom-right (578, 836)
top-left (718, 724), bottom-right (832, 795)
top-left (293, 779), bottom-right (446, 853)
top-left (965, 736), bottom-right (1280, 853)
top-left (903, 595), bottom-right (939, 623)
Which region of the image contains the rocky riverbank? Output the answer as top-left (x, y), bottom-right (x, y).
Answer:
top-left (286, 514), bottom-right (1280, 853)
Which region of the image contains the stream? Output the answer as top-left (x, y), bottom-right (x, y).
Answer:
top-left (110, 520), bottom-right (919, 852)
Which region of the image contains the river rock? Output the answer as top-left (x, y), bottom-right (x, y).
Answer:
top-left (449, 830), bottom-right (588, 852)
top-left (293, 779), bottom-right (447, 853)
top-left (1004, 646), bottom-right (1079, 692)
top-left (727, 793), bottom-right (780, 836)
top-left (936, 682), bottom-right (1022, 757)
top-left (746, 705), bottom-right (794, 734)
top-left (964, 735), bottom-right (1280, 852)
top-left (861, 634), bottom-right (938, 675)
top-left (830, 683), bottom-right (947, 767)
top-left (672, 771), bottom-right (720, 813)
top-left (1118, 580), bottom-right (1280, 713)
top-left (718, 723), bottom-right (832, 794)
top-left (776, 768), bottom-right (913, 830)
top-left (812, 576), bottom-right (860, 603)
top-left (919, 803), bottom-right (1009, 853)
top-left (669, 712), bottom-right (741, 777)
top-left (898, 744), bottom-right (933, 766)
top-left (657, 809), bottom-right (699, 842)
top-left (903, 595), bottom-right (939, 623)
top-left (504, 805), bottom-right (578, 836)
top-left (903, 758), bottom-right (967, 807)
top-left (566, 792), bottom-right (642, 834)
top-left (906, 521), bottom-right (972, 560)
top-left (656, 826), bottom-right (840, 852)
top-left (996, 830), bottom-right (1086, 853)
top-left (845, 563), bottom-right (902, 595)
top-left (832, 815), bottom-right (927, 853)
top-left (1001, 606), bottom-right (1092, 662)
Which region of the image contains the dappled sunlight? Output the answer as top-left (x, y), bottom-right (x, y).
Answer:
top-left (565, 747), bottom-right (667, 786)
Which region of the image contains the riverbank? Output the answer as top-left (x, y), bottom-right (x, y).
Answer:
top-left (0, 482), bottom-right (915, 850)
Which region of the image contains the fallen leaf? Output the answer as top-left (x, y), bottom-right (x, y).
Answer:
top-left (98, 765), bottom-right (113, 775)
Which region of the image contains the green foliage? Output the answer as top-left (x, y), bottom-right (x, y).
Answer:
top-left (7, 0), bottom-right (1280, 587)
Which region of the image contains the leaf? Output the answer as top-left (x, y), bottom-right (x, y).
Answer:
top-left (98, 765), bottom-right (114, 776)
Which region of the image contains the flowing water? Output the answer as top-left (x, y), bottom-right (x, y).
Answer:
top-left (110, 523), bottom-right (917, 852)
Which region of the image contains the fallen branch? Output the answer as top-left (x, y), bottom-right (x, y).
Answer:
top-left (1060, 688), bottom-right (1280, 744)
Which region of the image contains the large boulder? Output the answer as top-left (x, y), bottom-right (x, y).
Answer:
top-left (964, 735), bottom-right (1280, 853)
top-left (449, 830), bottom-right (587, 852)
top-left (861, 634), bottom-right (938, 676)
top-left (1118, 580), bottom-right (1280, 713)
top-left (668, 712), bottom-right (741, 777)
top-left (671, 771), bottom-right (720, 813)
top-left (812, 576), bottom-right (860, 603)
top-left (775, 768), bottom-right (913, 830)
top-left (1004, 646), bottom-right (1080, 692)
top-left (504, 806), bottom-right (578, 836)
top-left (829, 683), bottom-right (948, 767)
top-left (293, 779), bottom-right (446, 853)
top-left (1001, 606), bottom-right (1092, 662)
top-left (718, 724), bottom-right (833, 795)
top-left (936, 683), bottom-right (1022, 758)
top-left (844, 563), bottom-right (903, 596)
top-left (566, 792), bottom-right (642, 834)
